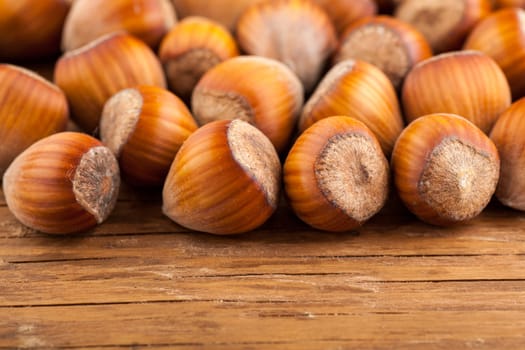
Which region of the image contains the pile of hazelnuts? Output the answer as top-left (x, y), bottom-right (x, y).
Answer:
top-left (1, 0), bottom-right (525, 235)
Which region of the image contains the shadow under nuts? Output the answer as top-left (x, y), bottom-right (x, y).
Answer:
top-left (3, 132), bottom-right (120, 235)
top-left (162, 119), bottom-right (281, 235)
top-left (391, 113), bottom-right (500, 226)
top-left (284, 116), bottom-right (389, 232)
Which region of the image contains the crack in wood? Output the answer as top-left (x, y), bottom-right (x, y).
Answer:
top-left (6, 253), bottom-right (525, 265)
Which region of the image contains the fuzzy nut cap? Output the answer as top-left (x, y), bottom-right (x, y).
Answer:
top-left (100, 85), bottom-right (197, 186)
top-left (3, 132), bottom-right (120, 234)
top-left (192, 56), bottom-right (303, 153)
top-left (284, 116), bottom-right (389, 232)
top-left (392, 114), bottom-right (500, 226)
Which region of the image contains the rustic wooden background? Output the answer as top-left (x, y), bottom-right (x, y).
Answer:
top-left (1, 63), bottom-right (525, 349)
top-left (1, 182), bottom-right (525, 349)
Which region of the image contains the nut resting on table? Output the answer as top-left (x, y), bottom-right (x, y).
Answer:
top-left (1, 0), bottom-right (525, 235)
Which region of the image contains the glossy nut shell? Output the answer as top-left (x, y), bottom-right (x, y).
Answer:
top-left (402, 51), bottom-right (511, 134)
top-left (162, 119), bottom-right (281, 235)
top-left (0, 65), bottom-right (69, 176)
top-left (55, 32), bottom-right (166, 133)
top-left (100, 85), bottom-right (198, 187)
top-left (3, 132), bottom-right (120, 234)
top-left (490, 98), bottom-right (525, 210)
top-left (62, 0), bottom-right (176, 51)
top-left (192, 56), bottom-right (304, 153)
top-left (464, 8), bottom-right (525, 100)
top-left (0, 0), bottom-right (70, 60)
top-left (299, 59), bottom-right (403, 155)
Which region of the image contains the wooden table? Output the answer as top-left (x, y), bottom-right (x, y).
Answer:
top-left (1, 62), bottom-right (525, 349)
top-left (1, 183), bottom-right (525, 349)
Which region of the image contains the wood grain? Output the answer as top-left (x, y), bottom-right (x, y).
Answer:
top-left (2, 181), bottom-right (525, 349)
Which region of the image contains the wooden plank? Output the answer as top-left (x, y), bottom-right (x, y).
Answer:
top-left (1, 302), bottom-right (524, 349)
top-left (1, 255), bottom-right (524, 306)
top-left (2, 215), bottom-right (525, 262)
top-left (3, 186), bottom-right (525, 240)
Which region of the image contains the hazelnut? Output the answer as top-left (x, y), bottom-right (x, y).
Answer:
top-left (55, 32), bottom-right (166, 133)
top-left (334, 15), bottom-right (432, 89)
top-left (192, 56), bottom-right (304, 154)
top-left (464, 8), bottom-right (525, 100)
top-left (0, 65), bottom-right (69, 176)
top-left (0, 0), bottom-right (70, 60)
top-left (392, 113), bottom-right (500, 226)
top-left (299, 59), bottom-right (404, 156)
top-left (159, 16), bottom-right (239, 102)
top-left (490, 98), bottom-right (525, 210)
top-left (3, 132), bottom-right (120, 234)
top-left (236, 0), bottom-right (337, 92)
top-left (170, 0), bottom-right (263, 32)
top-left (100, 85), bottom-right (198, 187)
top-left (402, 51), bottom-right (511, 134)
top-left (312, 0), bottom-right (377, 36)
top-left (284, 116), bottom-right (389, 232)
top-left (62, 0), bottom-right (176, 51)
top-left (395, 0), bottom-right (491, 53)
top-left (162, 119), bottom-right (281, 235)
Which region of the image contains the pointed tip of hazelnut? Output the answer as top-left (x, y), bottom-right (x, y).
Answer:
top-left (73, 146), bottom-right (120, 224)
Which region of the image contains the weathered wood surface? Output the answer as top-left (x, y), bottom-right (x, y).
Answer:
top-left (1, 183), bottom-right (525, 349)
top-left (0, 61), bottom-right (523, 349)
